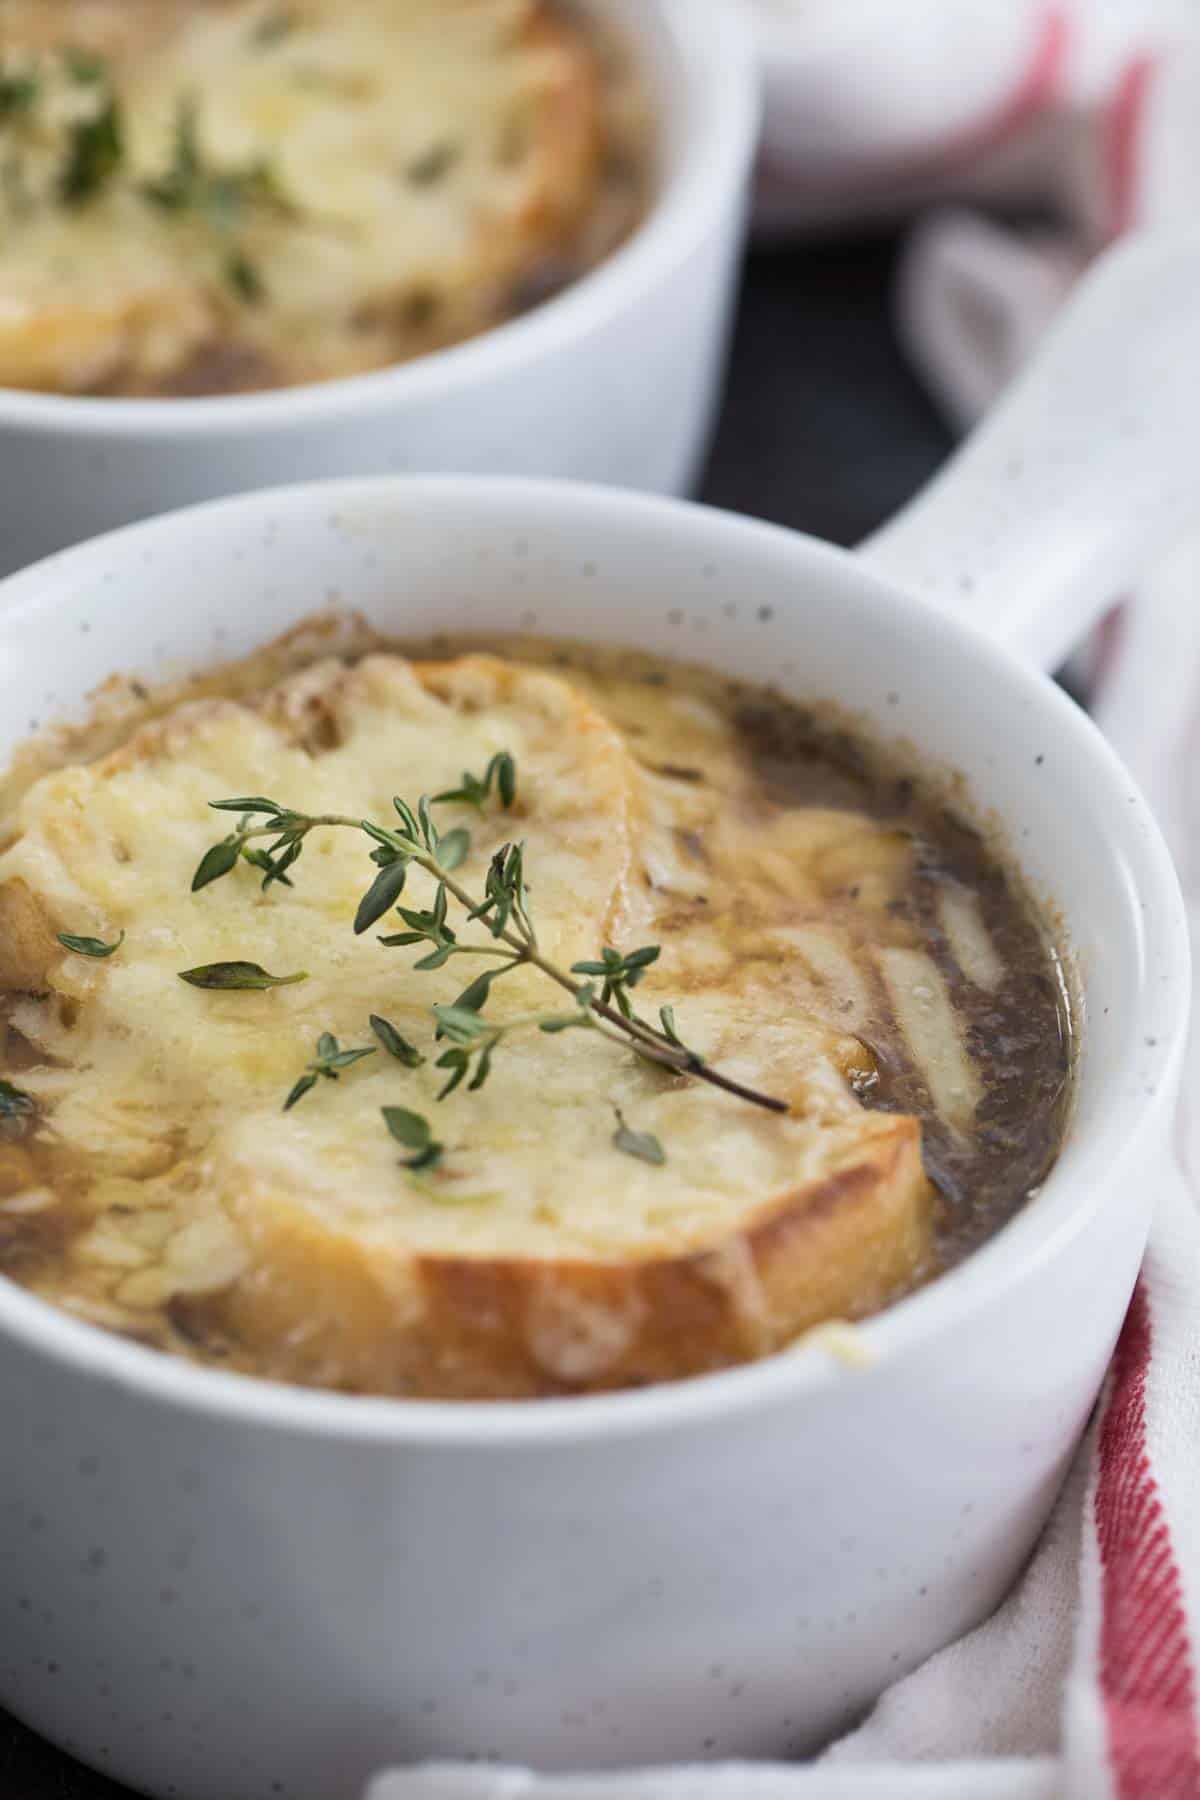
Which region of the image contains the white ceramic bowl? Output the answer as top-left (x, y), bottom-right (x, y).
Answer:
top-left (0, 0), bottom-right (757, 580)
top-left (0, 235), bottom-right (1193, 1800)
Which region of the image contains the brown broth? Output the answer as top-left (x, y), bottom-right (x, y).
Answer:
top-left (732, 695), bottom-right (1071, 1271)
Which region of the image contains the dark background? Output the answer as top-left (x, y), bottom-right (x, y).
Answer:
top-left (0, 233), bottom-right (954, 1800)
top-left (703, 239), bottom-right (952, 542)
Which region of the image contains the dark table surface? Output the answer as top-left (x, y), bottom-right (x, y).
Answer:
top-left (0, 232), bottom-right (954, 1800)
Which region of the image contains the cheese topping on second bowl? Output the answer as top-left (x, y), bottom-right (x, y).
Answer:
top-left (0, 1), bottom-right (646, 394)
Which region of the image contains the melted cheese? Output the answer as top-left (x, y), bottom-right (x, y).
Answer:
top-left (2, 652), bottom-right (870, 1218)
top-left (0, 1), bottom-right (635, 393)
top-left (0, 648), bottom-right (978, 1389)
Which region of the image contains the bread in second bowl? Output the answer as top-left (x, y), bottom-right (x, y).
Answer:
top-left (0, 0), bottom-right (643, 394)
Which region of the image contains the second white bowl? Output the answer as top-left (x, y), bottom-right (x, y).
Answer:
top-left (0, 0), bottom-right (758, 578)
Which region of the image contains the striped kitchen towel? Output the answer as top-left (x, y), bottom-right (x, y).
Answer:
top-left (750, 0), bottom-right (1186, 234)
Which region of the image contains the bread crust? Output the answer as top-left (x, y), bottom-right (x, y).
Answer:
top-left (183, 1115), bottom-right (930, 1398)
top-left (0, 877), bottom-right (62, 993)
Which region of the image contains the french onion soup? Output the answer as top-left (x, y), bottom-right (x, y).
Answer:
top-left (0, 1), bottom-right (647, 396)
top-left (0, 630), bottom-right (1071, 1399)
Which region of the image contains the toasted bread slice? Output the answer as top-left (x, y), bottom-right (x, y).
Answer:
top-left (179, 1110), bottom-right (927, 1397)
top-left (0, 0), bottom-right (615, 394)
top-left (0, 652), bottom-right (933, 1397)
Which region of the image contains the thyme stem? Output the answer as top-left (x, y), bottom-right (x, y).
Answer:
top-left (232, 812), bottom-right (788, 1115)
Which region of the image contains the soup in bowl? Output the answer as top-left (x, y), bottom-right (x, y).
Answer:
top-left (0, 625), bottom-right (1071, 1398)
top-left (0, 462), bottom-right (1183, 1797)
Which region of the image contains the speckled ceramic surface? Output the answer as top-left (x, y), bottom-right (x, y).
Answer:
top-left (0, 339), bottom-right (1187, 1799)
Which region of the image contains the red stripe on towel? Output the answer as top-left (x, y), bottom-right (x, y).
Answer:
top-left (1086, 603), bottom-right (1127, 697)
top-left (1104, 57), bottom-right (1156, 239)
top-left (1096, 1281), bottom-right (1200, 1798)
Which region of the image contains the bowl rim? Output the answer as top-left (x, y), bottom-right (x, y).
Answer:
top-left (0, 0), bottom-right (758, 438)
top-left (0, 474), bottom-right (1188, 1446)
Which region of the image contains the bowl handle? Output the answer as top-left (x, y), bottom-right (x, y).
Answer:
top-left (858, 231), bottom-right (1200, 671)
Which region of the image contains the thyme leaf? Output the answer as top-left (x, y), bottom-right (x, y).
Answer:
top-left (612, 1109), bottom-right (666, 1167)
top-left (284, 1072), bottom-right (317, 1110)
top-left (353, 856), bottom-right (410, 935)
top-left (57, 929), bottom-right (125, 959)
top-left (208, 796), bottom-right (290, 816)
top-left (450, 966), bottom-right (506, 1016)
top-left (252, 9), bottom-right (298, 47)
top-left (0, 74), bottom-right (38, 121)
top-left (369, 1014), bottom-right (424, 1067)
top-left (0, 1078), bottom-right (35, 1119)
top-left (64, 49), bottom-right (107, 86)
top-left (179, 961), bottom-right (308, 991)
top-left (406, 142), bottom-right (460, 187)
top-left (658, 1004), bottom-right (682, 1045)
top-left (436, 826), bottom-right (471, 871)
top-left (192, 837), bottom-right (241, 892)
top-left (60, 89), bottom-right (123, 206)
top-left (382, 1105), bottom-right (443, 1171)
top-left (226, 247), bottom-right (265, 304)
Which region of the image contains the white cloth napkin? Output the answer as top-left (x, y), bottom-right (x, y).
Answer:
top-left (366, 10), bottom-right (1200, 1796)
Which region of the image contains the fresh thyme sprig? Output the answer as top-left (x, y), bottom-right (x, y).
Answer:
top-left (284, 1031), bottom-right (375, 1110)
top-left (142, 96), bottom-right (293, 227)
top-left (0, 49), bottom-right (127, 208)
top-left (433, 751), bottom-right (516, 812)
top-left (571, 945), bottom-right (660, 1020)
top-left (194, 804), bottom-right (305, 893)
top-left (191, 768), bottom-right (788, 1116)
top-left (141, 97), bottom-right (295, 301)
top-left (0, 55), bottom-right (275, 289)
